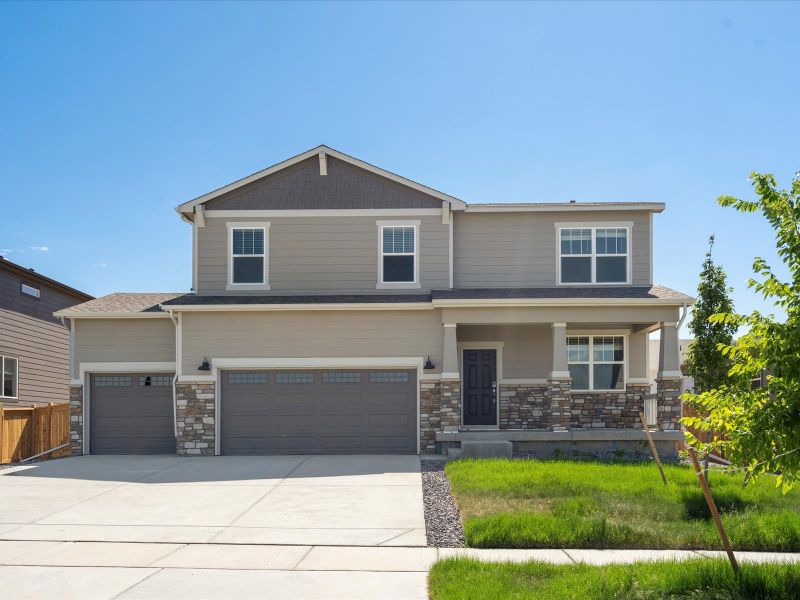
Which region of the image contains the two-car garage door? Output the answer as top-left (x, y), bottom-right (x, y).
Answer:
top-left (221, 369), bottom-right (417, 455)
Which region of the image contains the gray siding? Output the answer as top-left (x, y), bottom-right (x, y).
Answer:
top-left (205, 156), bottom-right (442, 210)
top-left (453, 211), bottom-right (652, 288)
top-left (0, 309), bottom-right (70, 404)
top-left (458, 324), bottom-right (552, 380)
top-left (628, 329), bottom-right (648, 380)
top-left (74, 319), bottom-right (176, 378)
top-left (0, 265), bottom-right (85, 324)
top-left (197, 215), bottom-right (450, 295)
top-left (182, 310), bottom-right (443, 375)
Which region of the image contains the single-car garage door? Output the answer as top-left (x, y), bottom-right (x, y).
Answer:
top-left (221, 369), bottom-right (417, 455)
top-left (90, 374), bottom-right (176, 454)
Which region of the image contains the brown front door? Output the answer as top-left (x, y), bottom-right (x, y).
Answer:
top-left (462, 349), bottom-right (497, 426)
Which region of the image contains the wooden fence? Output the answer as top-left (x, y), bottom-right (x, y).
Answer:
top-left (0, 404), bottom-right (71, 464)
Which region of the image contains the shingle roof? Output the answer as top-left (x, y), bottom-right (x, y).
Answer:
top-left (161, 293), bottom-right (433, 306)
top-left (431, 285), bottom-right (694, 302)
top-left (56, 292), bottom-right (185, 315)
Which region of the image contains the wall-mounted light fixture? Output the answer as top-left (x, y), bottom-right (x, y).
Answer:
top-left (423, 356), bottom-right (435, 370)
top-left (198, 357), bottom-right (211, 371)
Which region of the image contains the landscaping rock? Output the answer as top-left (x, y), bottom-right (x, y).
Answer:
top-left (421, 459), bottom-right (466, 548)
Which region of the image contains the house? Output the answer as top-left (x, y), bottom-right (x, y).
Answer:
top-left (0, 257), bottom-right (92, 407)
top-left (55, 145), bottom-right (693, 458)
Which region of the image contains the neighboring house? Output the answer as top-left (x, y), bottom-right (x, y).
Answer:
top-left (56, 145), bottom-right (694, 458)
top-left (0, 257), bottom-right (92, 407)
top-left (648, 338), bottom-right (694, 394)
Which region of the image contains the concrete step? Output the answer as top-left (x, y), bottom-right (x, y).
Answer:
top-left (461, 440), bottom-right (513, 459)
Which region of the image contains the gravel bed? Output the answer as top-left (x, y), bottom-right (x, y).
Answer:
top-left (421, 459), bottom-right (466, 547)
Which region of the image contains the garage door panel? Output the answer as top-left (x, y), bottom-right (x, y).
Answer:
top-left (91, 373), bottom-right (176, 455)
top-left (221, 369), bottom-right (416, 455)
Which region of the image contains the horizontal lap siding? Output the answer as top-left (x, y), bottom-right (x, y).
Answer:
top-left (182, 310), bottom-right (442, 376)
top-left (74, 319), bottom-right (175, 377)
top-left (458, 324), bottom-right (552, 379)
top-left (453, 211), bottom-right (652, 287)
top-left (0, 309), bottom-right (69, 404)
top-left (197, 215), bottom-right (449, 294)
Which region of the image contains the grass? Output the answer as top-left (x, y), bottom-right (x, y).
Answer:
top-left (445, 459), bottom-right (800, 550)
top-left (428, 558), bottom-right (800, 600)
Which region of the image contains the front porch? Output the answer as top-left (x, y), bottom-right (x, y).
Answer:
top-left (421, 304), bottom-right (686, 457)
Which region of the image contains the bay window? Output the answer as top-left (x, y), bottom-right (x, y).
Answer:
top-left (567, 336), bottom-right (625, 391)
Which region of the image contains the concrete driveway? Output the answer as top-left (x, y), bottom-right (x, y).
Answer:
top-left (0, 455), bottom-right (429, 599)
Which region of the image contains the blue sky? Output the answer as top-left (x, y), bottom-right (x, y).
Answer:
top-left (1, 1), bottom-right (798, 333)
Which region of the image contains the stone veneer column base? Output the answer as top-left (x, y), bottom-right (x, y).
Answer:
top-left (548, 378), bottom-right (572, 432)
top-left (419, 379), bottom-right (461, 453)
top-left (499, 385), bottom-right (549, 429)
top-left (69, 384), bottom-right (84, 455)
top-left (175, 382), bottom-right (216, 456)
top-left (656, 377), bottom-right (683, 430)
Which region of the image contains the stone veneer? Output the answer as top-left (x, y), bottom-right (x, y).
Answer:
top-left (175, 382), bottom-right (215, 456)
top-left (548, 378), bottom-right (572, 431)
top-left (656, 377), bottom-right (683, 430)
top-left (569, 383), bottom-right (651, 429)
top-left (69, 384), bottom-right (83, 455)
top-left (420, 379), bottom-right (461, 453)
top-left (499, 384), bottom-right (549, 429)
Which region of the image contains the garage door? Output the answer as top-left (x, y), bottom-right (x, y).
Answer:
top-left (90, 374), bottom-right (176, 454)
top-left (221, 369), bottom-right (417, 455)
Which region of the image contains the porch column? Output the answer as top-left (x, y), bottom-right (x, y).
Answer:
top-left (656, 321), bottom-right (682, 430)
top-left (548, 322), bottom-right (571, 432)
top-left (441, 323), bottom-right (459, 379)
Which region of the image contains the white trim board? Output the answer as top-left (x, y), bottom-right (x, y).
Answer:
top-left (205, 209), bottom-right (443, 218)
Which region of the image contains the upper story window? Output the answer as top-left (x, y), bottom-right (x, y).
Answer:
top-left (558, 225), bottom-right (630, 285)
top-left (567, 335), bottom-right (625, 391)
top-left (1, 356), bottom-right (18, 399)
top-left (377, 220), bottom-right (420, 288)
top-left (227, 222), bottom-right (270, 290)
top-left (21, 284), bottom-right (40, 298)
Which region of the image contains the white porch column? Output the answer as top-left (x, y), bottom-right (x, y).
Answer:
top-left (441, 323), bottom-right (460, 380)
top-left (657, 321), bottom-right (682, 379)
top-left (550, 322), bottom-right (570, 379)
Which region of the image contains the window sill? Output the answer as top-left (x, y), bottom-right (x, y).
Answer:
top-left (225, 284), bottom-right (271, 291)
top-left (376, 282), bottom-right (422, 290)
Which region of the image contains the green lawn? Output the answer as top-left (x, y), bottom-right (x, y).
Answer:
top-left (428, 558), bottom-right (800, 600)
top-left (445, 459), bottom-right (800, 550)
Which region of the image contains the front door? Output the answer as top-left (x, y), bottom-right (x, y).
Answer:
top-left (462, 349), bottom-right (497, 426)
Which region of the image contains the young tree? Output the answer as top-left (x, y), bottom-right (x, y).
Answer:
top-left (682, 171), bottom-right (800, 490)
top-left (685, 236), bottom-right (737, 394)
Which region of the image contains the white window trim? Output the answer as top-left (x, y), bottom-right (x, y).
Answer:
top-left (226, 222), bottom-right (270, 291)
top-left (1, 355), bottom-right (19, 400)
top-left (376, 220), bottom-right (421, 289)
top-left (555, 222), bottom-right (632, 286)
top-left (566, 334), bottom-right (628, 392)
top-left (21, 284), bottom-right (41, 298)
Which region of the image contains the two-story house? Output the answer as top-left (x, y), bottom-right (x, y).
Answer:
top-left (56, 146), bottom-right (693, 458)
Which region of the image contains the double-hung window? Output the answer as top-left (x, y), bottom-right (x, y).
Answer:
top-left (1, 355), bottom-right (18, 399)
top-left (227, 223), bottom-right (269, 289)
top-left (558, 225), bottom-right (630, 284)
top-left (567, 336), bottom-right (625, 391)
top-left (378, 221), bottom-right (419, 287)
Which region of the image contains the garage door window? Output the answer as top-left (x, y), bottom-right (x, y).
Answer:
top-left (229, 373), bottom-right (268, 385)
top-left (369, 371), bottom-right (410, 383)
top-left (95, 376), bottom-right (131, 387)
top-left (140, 375), bottom-right (172, 386)
top-left (275, 372), bottom-right (314, 384)
top-left (322, 371), bottom-right (361, 384)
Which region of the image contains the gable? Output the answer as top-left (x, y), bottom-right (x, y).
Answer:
top-left (203, 156), bottom-right (444, 211)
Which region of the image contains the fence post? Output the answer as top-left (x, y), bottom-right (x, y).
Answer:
top-left (0, 406), bottom-right (4, 464)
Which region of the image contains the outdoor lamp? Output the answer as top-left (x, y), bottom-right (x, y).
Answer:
top-left (198, 357), bottom-right (211, 371)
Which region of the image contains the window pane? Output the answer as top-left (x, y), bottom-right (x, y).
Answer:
top-left (382, 228), bottom-right (395, 253)
top-left (233, 229), bottom-right (264, 255)
top-left (383, 255), bottom-right (414, 282)
top-left (561, 229), bottom-right (591, 255)
top-left (596, 256), bottom-right (627, 282)
top-left (401, 227), bottom-right (414, 253)
top-left (383, 227), bottom-right (414, 254)
top-left (596, 228), bottom-right (627, 254)
top-left (561, 257), bottom-right (591, 283)
top-left (593, 337), bottom-right (624, 362)
top-left (275, 372), bottom-right (314, 384)
top-left (593, 364), bottom-right (624, 390)
top-left (569, 364), bottom-right (589, 390)
top-left (322, 371), bottom-right (361, 384)
top-left (567, 337), bottom-right (590, 362)
top-left (233, 256), bottom-right (264, 283)
top-left (3, 357), bottom-right (17, 397)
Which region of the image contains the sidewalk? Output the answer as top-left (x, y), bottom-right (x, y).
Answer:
top-left (1, 541), bottom-right (798, 599)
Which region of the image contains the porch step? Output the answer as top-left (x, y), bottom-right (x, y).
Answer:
top-left (461, 440), bottom-right (513, 459)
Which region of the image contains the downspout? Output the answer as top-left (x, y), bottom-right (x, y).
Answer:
top-left (677, 302), bottom-right (689, 331)
top-left (165, 307), bottom-right (179, 437)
